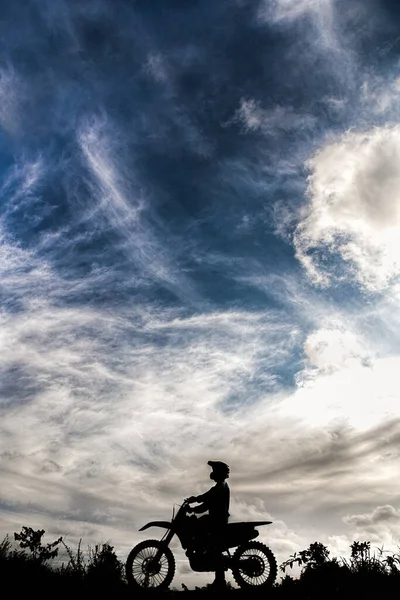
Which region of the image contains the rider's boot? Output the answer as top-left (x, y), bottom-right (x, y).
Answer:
top-left (210, 559), bottom-right (227, 589)
top-left (210, 574), bottom-right (227, 589)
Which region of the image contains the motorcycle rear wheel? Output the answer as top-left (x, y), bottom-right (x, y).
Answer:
top-left (231, 540), bottom-right (277, 589)
top-left (126, 539), bottom-right (175, 590)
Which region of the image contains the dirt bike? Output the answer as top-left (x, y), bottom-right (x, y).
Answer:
top-left (125, 499), bottom-right (277, 590)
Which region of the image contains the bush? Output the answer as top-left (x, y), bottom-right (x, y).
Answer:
top-left (14, 526), bottom-right (63, 562)
top-left (86, 542), bottom-right (124, 585)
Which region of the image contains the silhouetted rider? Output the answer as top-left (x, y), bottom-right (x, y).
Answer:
top-left (186, 460), bottom-right (230, 588)
top-left (187, 460), bottom-right (230, 526)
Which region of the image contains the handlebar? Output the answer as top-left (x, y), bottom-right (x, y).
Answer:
top-left (182, 498), bottom-right (196, 513)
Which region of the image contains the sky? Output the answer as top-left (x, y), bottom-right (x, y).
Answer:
top-left (1, 0), bottom-right (400, 589)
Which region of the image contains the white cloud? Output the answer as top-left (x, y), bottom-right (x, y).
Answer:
top-left (233, 98), bottom-right (315, 134)
top-left (344, 505), bottom-right (400, 528)
top-left (295, 125), bottom-right (400, 291)
top-left (343, 505), bottom-right (400, 548)
top-left (303, 328), bottom-right (369, 373)
top-left (259, 0), bottom-right (330, 22)
top-left (258, 0), bottom-right (339, 52)
top-left (361, 76), bottom-right (400, 115)
top-left (278, 325), bottom-right (400, 430)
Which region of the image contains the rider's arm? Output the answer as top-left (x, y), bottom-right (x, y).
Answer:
top-left (191, 502), bottom-right (208, 514)
top-left (190, 487), bottom-right (215, 514)
top-left (194, 487), bottom-right (213, 504)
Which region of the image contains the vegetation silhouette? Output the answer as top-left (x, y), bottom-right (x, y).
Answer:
top-left (2, 525), bottom-right (400, 597)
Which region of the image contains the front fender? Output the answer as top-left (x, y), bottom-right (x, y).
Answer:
top-left (139, 520), bottom-right (172, 532)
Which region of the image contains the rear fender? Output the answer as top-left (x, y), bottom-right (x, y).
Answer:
top-left (222, 522), bottom-right (265, 550)
top-left (139, 521), bottom-right (172, 532)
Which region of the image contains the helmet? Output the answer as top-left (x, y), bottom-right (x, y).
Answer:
top-left (208, 460), bottom-right (230, 481)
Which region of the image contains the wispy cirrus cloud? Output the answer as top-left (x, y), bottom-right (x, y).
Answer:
top-left (232, 98), bottom-right (316, 135)
top-left (260, 0), bottom-right (335, 25)
top-left (77, 114), bottom-right (203, 303)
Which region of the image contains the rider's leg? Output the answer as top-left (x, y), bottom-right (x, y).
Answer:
top-left (194, 518), bottom-right (226, 587)
top-left (210, 529), bottom-right (226, 587)
top-left (195, 515), bottom-right (210, 548)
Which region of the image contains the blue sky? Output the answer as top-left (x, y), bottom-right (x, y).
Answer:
top-left (2, 0), bottom-right (400, 588)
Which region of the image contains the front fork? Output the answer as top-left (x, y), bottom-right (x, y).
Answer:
top-left (154, 528), bottom-right (175, 561)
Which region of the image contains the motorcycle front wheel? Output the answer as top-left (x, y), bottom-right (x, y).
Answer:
top-left (126, 539), bottom-right (175, 590)
top-left (231, 540), bottom-right (277, 589)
